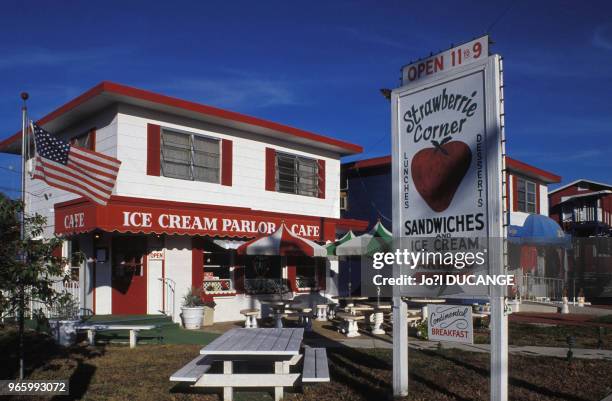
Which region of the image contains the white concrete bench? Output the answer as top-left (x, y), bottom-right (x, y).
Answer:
top-left (76, 324), bottom-right (157, 348)
top-left (170, 355), bottom-right (213, 383)
top-left (302, 347), bottom-right (330, 383)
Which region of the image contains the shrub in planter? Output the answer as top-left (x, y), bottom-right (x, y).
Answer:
top-left (416, 318), bottom-right (428, 340)
top-left (181, 287), bottom-right (205, 329)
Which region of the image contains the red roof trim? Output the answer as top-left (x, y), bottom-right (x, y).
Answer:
top-left (506, 157), bottom-right (561, 184)
top-left (345, 155), bottom-right (391, 170)
top-left (1, 81), bottom-right (362, 154)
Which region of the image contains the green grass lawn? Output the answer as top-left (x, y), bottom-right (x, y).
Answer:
top-left (1, 327), bottom-right (612, 401)
top-left (471, 322), bottom-right (612, 349)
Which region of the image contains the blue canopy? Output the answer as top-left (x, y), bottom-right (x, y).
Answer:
top-left (508, 214), bottom-right (571, 247)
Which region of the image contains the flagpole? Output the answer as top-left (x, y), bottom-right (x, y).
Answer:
top-left (18, 91), bottom-right (29, 380)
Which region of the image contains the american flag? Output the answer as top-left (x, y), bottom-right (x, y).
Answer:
top-left (31, 123), bottom-right (121, 205)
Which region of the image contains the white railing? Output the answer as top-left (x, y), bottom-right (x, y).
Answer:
top-left (203, 279), bottom-right (235, 295)
top-left (518, 275), bottom-right (565, 301)
top-left (160, 277), bottom-right (176, 320)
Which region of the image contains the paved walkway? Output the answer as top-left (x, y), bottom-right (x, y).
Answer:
top-left (305, 337), bottom-right (612, 361)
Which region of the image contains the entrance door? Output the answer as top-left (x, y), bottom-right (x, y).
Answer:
top-left (112, 236), bottom-right (147, 314)
top-left (147, 258), bottom-right (163, 314)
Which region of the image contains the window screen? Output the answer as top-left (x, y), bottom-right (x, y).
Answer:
top-left (276, 152), bottom-right (319, 197)
top-left (161, 129), bottom-right (220, 183)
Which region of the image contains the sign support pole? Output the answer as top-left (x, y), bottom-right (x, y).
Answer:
top-left (392, 296), bottom-right (408, 396)
top-left (490, 296), bottom-right (508, 401)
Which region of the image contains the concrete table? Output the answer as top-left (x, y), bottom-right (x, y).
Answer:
top-left (409, 298), bottom-right (446, 321)
top-left (199, 328), bottom-right (304, 401)
top-left (263, 301), bottom-right (290, 329)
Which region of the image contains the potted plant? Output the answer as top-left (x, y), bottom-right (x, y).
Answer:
top-left (181, 287), bottom-right (205, 329)
top-left (202, 300), bottom-right (216, 327)
top-left (48, 291), bottom-right (81, 347)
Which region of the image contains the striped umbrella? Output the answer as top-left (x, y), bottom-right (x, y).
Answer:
top-left (335, 221), bottom-right (393, 256)
top-left (236, 223), bottom-right (327, 257)
top-left (325, 230), bottom-right (356, 256)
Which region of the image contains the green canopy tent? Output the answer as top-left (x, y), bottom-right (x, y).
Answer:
top-left (335, 221), bottom-right (393, 257)
top-left (325, 230), bottom-right (356, 257)
top-left (334, 221), bottom-right (393, 296)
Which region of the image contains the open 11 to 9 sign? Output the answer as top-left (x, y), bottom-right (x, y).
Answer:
top-left (401, 36), bottom-right (489, 85)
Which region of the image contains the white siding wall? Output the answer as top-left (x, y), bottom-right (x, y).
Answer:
top-left (114, 105), bottom-right (341, 218)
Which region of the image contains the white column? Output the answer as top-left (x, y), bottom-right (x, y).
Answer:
top-left (490, 296), bottom-right (508, 401)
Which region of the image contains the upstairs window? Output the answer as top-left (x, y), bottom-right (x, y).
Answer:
top-left (517, 177), bottom-right (537, 213)
top-left (276, 152), bottom-right (319, 197)
top-left (161, 129), bottom-right (220, 183)
top-left (70, 130), bottom-right (95, 150)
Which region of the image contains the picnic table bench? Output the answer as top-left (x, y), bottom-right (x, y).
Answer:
top-left (170, 328), bottom-right (329, 401)
top-left (76, 324), bottom-right (158, 348)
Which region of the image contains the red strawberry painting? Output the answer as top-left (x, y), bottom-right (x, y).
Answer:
top-left (411, 137), bottom-right (472, 212)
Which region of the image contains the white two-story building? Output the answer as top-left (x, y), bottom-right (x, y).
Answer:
top-left (0, 81), bottom-right (367, 322)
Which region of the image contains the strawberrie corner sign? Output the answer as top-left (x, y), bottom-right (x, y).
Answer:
top-left (391, 55), bottom-right (504, 297)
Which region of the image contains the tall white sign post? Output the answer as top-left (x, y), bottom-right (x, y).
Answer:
top-left (391, 36), bottom-right (508, 401)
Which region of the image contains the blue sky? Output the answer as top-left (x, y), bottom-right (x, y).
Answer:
top-left (1, 0), bottom-right (611, 197)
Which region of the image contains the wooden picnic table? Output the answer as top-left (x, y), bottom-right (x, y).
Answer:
top-left (199, 328), bottom-right (304, 401)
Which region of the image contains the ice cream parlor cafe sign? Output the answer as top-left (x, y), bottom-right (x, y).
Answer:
top-left (427, 304), bottom-right (474, 344)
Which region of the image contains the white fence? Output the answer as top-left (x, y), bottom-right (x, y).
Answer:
top-left (29, 279), bottom-right (80, 318)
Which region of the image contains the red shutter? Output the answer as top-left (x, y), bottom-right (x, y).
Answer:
top-left (265, 148), bottom-right (276, 191)
top-left (536, 183), bottom-right (540, 214)
top-left (191, 238), bottom-right (204, 289)
top-left (147, 124), bottom-right (161, 176)
top-left (221, 139), bottom-right (233, 186)
top-left (317, 159), bottom-right (326, 199)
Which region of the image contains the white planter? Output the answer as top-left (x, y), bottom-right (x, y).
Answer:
top-left (560, 297), bottom-right (570, 314)
top-left (181, 306), bottom-right (204, 329)
top-left (49, 319), bottom-right (81, 347)
top-left (578, 296), bottom-right (585, 307)
top-left (202, 306), bottom-right (215, 326)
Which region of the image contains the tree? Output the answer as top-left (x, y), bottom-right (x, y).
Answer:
top-left (0, 192), bottom-right (70, 379)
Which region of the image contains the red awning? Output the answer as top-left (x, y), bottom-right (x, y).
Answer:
top-left (54, 195), bottom-right (368, 241)
top-left (236, 223), bottom-right (327, 257)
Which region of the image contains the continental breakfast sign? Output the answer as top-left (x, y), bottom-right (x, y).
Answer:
top-left (427, 304), bottom-right (474, 344)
